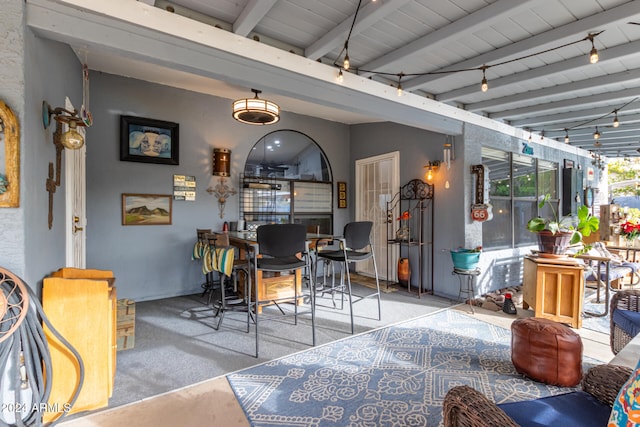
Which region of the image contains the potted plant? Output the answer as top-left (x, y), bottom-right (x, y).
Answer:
top-left (526, 194), bottom-right (600, 256)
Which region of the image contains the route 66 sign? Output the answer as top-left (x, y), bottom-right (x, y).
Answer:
top-left (471, 165), bottom-right (493, 222)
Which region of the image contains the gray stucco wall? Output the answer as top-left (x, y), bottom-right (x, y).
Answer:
top-left (0, 1), bottom-right (26, 278)
top-left (87, 73), bottom-right (350, 301)
top-left (0, 8), bottom-right (82, 291)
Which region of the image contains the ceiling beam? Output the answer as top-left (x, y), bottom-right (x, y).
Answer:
top-left (512, 105), bottom-right (640, 128)
top-left (491, 88), bottom-right (640, 120)
top-left (357, 0), bottom-right (539, 77)
top-left (304, 0), bottom-right (410, 61)
top-left (518, 111), bottom-right (640, 130)
top-left (232, 0), bottom-right (277, 37)
top-left (437, 40), bottom-right (640, 102)
top-left (403, 1), bottom-right (640, 91)
top-left (467, 69), bottom-right (640, 113)
top-left (546, 123), bottom-right (640, 138)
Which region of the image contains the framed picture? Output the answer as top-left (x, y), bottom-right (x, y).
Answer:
top-left (122, 193), bottom-right (172, 225)
top-left (337, 181), bottom-right (347, 208)
top-left (563, 159), bottom-right (574, 169)
top-left (120, 115), bottom-right (179, 165)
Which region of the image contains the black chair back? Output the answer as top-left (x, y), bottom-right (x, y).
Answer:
top-left (257, 224), bottom-right (306, 258)
top-left (344, 221), bottom-right (373, 250)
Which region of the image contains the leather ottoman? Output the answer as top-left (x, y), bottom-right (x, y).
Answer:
top-left (511, 317), bottom-right (583, 387)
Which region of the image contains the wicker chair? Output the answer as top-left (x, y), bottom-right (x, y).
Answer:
top-left (442, 364), bottom-right (632, 427)
top-left (610, 289), bottom-right (640, 354)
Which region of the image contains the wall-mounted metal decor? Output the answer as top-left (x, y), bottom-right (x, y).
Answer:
top-left (0, 100), bottom-right (20, 207)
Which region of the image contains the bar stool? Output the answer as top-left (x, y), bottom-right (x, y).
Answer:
top-left (205, 232), bottom-right (251, 331)
top-left (195, 228), bottom-right (217, 303)
top-left (452, 267), bottom-right (480, 313)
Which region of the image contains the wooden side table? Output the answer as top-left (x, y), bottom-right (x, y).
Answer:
top-left (522, 255), bottom-right (584, 328)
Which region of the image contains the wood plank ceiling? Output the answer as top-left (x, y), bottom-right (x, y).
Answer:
top-left (157, 0), bottom-right (640, 158)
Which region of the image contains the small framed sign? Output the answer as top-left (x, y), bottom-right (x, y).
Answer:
top-left (337, 181), bottom-right (347, 209)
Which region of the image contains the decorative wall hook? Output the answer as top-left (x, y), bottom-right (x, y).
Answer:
top-left (206, 177), bottom-right (237, 219)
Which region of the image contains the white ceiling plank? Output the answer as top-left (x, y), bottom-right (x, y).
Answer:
top-left (403, 0), bottom-right (640, 91)
top-left (232, 0), bottom-right (277, 37)
top-left (467, 69), bottom-right (640, 112)
top-left (436, 39), bottom-right (640, 102)
top-left (511, 105), bottom-right (640, 128)
top-left (359, 0), bottom-right (540, 77)
top-left (304, 0), bottom-right (411, 61)
top-left (491, 87), bottom-right (640, 120)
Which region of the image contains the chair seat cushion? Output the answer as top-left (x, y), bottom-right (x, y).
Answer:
top-left (498, 391), bottom-right (611, 427)
top-left (585, 265), bottom-right (632, 282)
top-left (318, 250), bottom-right (371, 262)
top-left (613, 308), bottom-right (640, 339)
top-left (257, 256), bottom-right (305, 271)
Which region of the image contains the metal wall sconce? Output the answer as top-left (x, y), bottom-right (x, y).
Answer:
top-left (423, 160), bottom-right (441, 181)
top-left (212, 148), bottom-right (231, 177)
top-left (42, 101), bottom-right (86, 150)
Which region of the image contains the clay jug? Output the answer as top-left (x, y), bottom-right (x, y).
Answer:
top-left (397, 258), bottom-right (411, 286)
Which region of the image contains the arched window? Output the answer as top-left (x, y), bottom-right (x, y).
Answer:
top-left (240, 130), bottom-right (334, 233)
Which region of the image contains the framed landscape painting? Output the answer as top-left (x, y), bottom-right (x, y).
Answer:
top-left (120, 115), bottom-right (179, 165)
top-left (122, 193), bottom-right (172, 225)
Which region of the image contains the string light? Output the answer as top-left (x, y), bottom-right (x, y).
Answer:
top-left (397, 73), bottom-right (404, 96)
top-left (593, 126), bottom-right (601, 140)
top-left (337, 69), bottom-right (344, 82)
top-left (588, 33), bottom-right (599, 64)
top-left (334, 1), bottom-right (604, 98)
top-left (613, 111), bottom-right (620, 127)
top-left (480, 66), bottom-right (488, 92)
top-left (564, 129), bottom-right (570, 143)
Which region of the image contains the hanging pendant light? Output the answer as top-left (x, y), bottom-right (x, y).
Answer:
top-left (232, 89), bottom-right (280, 125)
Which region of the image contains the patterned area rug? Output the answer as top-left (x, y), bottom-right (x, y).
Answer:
top-left (227, 309), bottom-right (586, 426)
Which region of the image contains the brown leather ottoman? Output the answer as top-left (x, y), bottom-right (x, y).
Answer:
top-left (511, 317), bottom-right (583, 387)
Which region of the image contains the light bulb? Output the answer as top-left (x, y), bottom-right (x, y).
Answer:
top-left (564, 133), bottom-right (570, 143)
top-left (613, 113), bottom-right (620, 128)
top-left (61, 121), bottom-right (84, 149)
top-left (337, 69), bottom-right (344, 82)
top-left (445, 180), bottom-right (450, 189)
top-left (343, 54), bottom-right (350, 71)
top-left (593, 127), bottom-right (601, 140)
top-left (426, 169), bottom-right (433, 181)
top-left (481, 77), bottom-right (488, 92)
top-left (397, 83), bottom-right (403, 96)
top-left (589, 47), bottom-right (599, 64)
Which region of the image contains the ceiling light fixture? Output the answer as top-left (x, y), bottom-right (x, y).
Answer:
top-left (588, 33), bottom-right (599, 64)
top-left (232, 89), bottom-right (280, 125)
top-left (480, 66), bottom-right (488, 92)
top-left (343, 41), bottom-right (350, 71)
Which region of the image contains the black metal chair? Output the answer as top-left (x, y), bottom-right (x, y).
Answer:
top-left (247, 224), bottom-right (316, 357)
top-left (205, 232), bottom-right (251, 332)
top-left (315, 221), bottom-right (381, 334)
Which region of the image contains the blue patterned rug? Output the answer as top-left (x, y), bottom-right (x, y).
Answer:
top-left (227, 309), bottom-right (588, 426)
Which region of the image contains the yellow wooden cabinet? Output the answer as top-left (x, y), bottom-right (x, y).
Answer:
top-left (523, 256), bottom-right (584, 329)
top-left (42, 268), bottom-right (116, 422)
